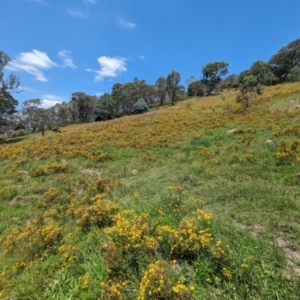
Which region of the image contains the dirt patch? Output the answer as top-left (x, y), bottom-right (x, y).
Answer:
top-left (233, 221), bottom-right (264, 237)
top-left (10, 196), bottom-right (25, 205)
top-left (252, 224), bottom-right (264, 237)
top-left (233, 222), bottom-right (300, 277)
top-left (81, 168), bottom-right (102, 177)
top-left (277, 237), bottom-right (300, 277)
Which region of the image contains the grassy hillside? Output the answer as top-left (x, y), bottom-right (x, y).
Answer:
top-left (1, 83), bottom-right (300, 299)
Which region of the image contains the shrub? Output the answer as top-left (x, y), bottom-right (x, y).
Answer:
top-left (15, 123), bottom-right (26, 131)
top-left (133, 98), bottom-right (149, 114)
top-left (0, 134), bottom-right (7, 143)
top-left (11, 129), bottom-right (27, 138)
top-left (174, 94), bottom-right (188, 102)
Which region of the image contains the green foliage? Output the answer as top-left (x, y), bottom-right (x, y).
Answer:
top-left (202, 61), bottom-right (229, 95)
top-left (0, 133), bottom-right (7, 143)
top-left (249, 60), bottom-right (276, 85)
top-left (269, 38), bottom-right (300, 82)
top-left (1, 83), bottom-right (300, 299)
top-left (287, 66), bottom-right (300, 82)
top-left (15, 123), bottom-right (26, 131)
top-left (134, 77), bottom-right (157, 106)
top-left (11, 129), bottom-right (27, 138)
top-left (112, 82), bottom-right (139, 114)
top-left (132, 98), bottom-right (149, 114)
top-left (155, 76), bottom-right (168, 106)
top-left (21, 99), bottom-right (47, 133)
top-left (174, 94), bottom-right (188, 102)
top-left (167, 70), bottom-right (184, 105)
top-left (236, 75), bottom-right (263, 110)
top-left (70, 92), bottom-right (96, 123)
top-left (187, 80), bottom-right (204, 97)
top-left (220, 74), bottom-right (238, 90)
top-left (94, 93), bottom-right (116, 121)
top-left (0, 51), bottom-right (20, 121)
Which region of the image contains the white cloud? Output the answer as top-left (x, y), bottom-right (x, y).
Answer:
top-left (84, 0), bottom-right (97, 3)
top-left (96, 92), bottom-right (104, 96)
top-left (95, 56), bottom-right (127, 81)
top-left (7, 50), bottom-right (57, 82)
top-left (85, 68), bottom-right (93, 72)
top-left (41, 94), bottom-right (65, 109)
top-left (117, 18), bottom-right (136, 29)
top-left (41, 100), bottom-right (62, 109)
top-left (67, 8), bottom-right (88, 18)
top-left (139, 55), bottom-right (145, 60)
top-left (59, 50), bottom-right (76, 69)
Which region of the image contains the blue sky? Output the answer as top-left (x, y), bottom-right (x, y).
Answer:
top-left (2, 0), bottom-right (300, 108)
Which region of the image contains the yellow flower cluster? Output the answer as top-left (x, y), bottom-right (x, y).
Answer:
top-left (43, 187), bottom-right (60, 203)
top-left (239, 152), bottom-right (256, 163)
top-left (67, 149), bottom-right (113, 162)
top-left (29, 161), bottom-right (69, 177)
top-left (138, 260), bottom-right (173, 300)
top-left (156, 209), bottom-right (225, 261)
top-left (100, 280), bottom-right (125, 300)
top-left (103, 211), bottom-right (156, 253)
top-left (0, 186), bottom-right (17, 200)
top-left (276, 140), bottom-right (300, 164)
top-left (79, 272), bottom-right (91, 289)
top-left (138, 260), bottom-right (194, 300)
top-left (221, 267), bottom-right (232, 280)
top-left (66, 194), bottom-right (119, 229)
top-left (58, 244), bottom-right (77, 263)
top-left (1, 217), bottom-right (62, 258)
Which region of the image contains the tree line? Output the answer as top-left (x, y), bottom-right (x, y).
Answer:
top-left (1, 38), bottom-right (300, 135)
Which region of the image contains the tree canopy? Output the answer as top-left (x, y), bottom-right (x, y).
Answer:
top-left (187, 80), bottom-right (204, 97)
top-left (236, 75), bottom-right (263, 110)
top-left (94, 93), bottom-right (116, 121)
top-left (202, 61), bottom-right (228, 95)
top-left (249, 61), bottom-right (276, 86)
top-left (70, 92), bottom-right (96, 123)
top-left (132, 98), bottom-right (149, 114)
top-left (0, 51), bottom-right (21, 122)
top-left (166, 70), bottom-right (183, 105)
top-left (269, 38), bottom-right (300, 82)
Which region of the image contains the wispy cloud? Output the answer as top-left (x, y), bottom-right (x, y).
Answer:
top-left (95, 56), bottom-right (127, 81)
top-left (84, 0), bottom-right (97, 4)
top-left (139, 55), bottom-right (145, 60)
top-left (67, 8), bottom-right (88, 18)
top-left (41, 94), bottom-right (65, 109)
top-left (7, 50), bottom-right (57, 82)
top-left (59, 50), bottom-right (76, 69)
top-left (117, 18), bottom-right (136, 29)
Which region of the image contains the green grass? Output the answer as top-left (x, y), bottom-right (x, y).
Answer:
top-left (1, 85), bottom-right (300, 299)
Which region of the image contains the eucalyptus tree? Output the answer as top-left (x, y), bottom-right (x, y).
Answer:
top-left (22, 99), bottom-right (49, 132)
top-left (166, 70), bottom-right (182, 105)
top-left (249, 60), bottom-right (276, 86)
top-left (187, 80), bottom-right (204, 97)
top-left (70, 92), bottom-right (96, 123)
top-left (111, 82), bottom-right (138, 115)
top-left (269, 38), bottom-right (300, 82)
top-left (0, 51), bottom-right (21, 124)
top-left (202, 61), bottom-right (228, 95)
top-left (94, 93), bottom-right (116, 121)
top-left (133, 77), bottom-right (157, 106)
top-left (155, 76), bottom-right (168, 106)
top-left (236, 75), bottom-right (263, 110)
top-left (287, 66), bottom-right (300, 82)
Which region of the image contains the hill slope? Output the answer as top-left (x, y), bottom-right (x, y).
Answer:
top-left (1, 83), bottom-right (300, 299)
